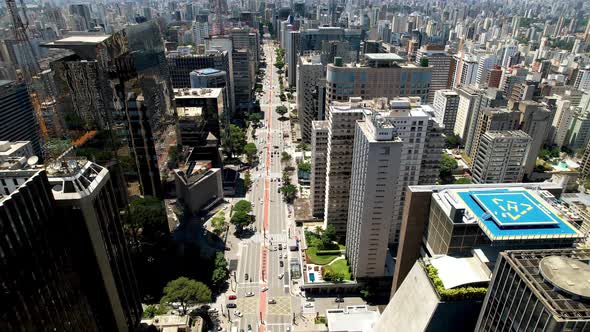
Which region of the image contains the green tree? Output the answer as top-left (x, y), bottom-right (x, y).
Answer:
top-left (276, 105), bottom-right (288, 117)
top-left (211, 212), bottom-right (226, 235)
top-left (233, 200), bottom-right (253, 214)
top-left (124, 196), bottom-right (168, 249)
top-left (230, 211), bottom-right (254, 231)
top-left (244, 143), bottom-right (258, 164)
top-left (143, 304), bottom-right (168, 318)
top-left (281, 151), bottom-right (292, 162)
top-left (244, 171), bottom-right (252, 191)
top-left (445, 134), bottom-right (461, 149)
top-left (420, 57), bottom-right (429, 67)
top-left (454, 177), bottom-right (472, 184)
top-left (439, 154), bottom-right (458, 178)
top-left (160, 277), bottom-right (212, 315)
top-left (280, 184), bottom-right (298, 203)
top-left (296, 143), bottom-right (311, 151)
top-left (168, 145), bottom-right (179, 162)
top-left (298, 161), bottom-right (311, 173)
top-left (249, 112), bottom-right (263, 126)
top-left (222, 125), bottom-right (247, 158)
top-left (211, 252), bottom-right (229, 289)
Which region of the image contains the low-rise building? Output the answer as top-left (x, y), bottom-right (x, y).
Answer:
top-left (174, 161), bottom-right (223, 215)
top-left (326, 305), bottom-right (380, 332)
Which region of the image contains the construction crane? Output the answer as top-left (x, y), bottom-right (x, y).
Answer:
top-left (5, 0), bottom-right (52, 141)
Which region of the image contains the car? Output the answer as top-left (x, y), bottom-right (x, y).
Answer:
top-left (304, 303), bottom-right (314, 308)
top-left (278, 244), bottom-right (283, 250)
top-left (245, 292), bottom-right (255, 297)
top-left (228, 294), bottom-right (237, 300)
top-left (248, 324), bottom-right (253, 332)
top-left (260, 286), bottom-right (268, 292)
top-left (226, 303), bottom-right (237, 308)
top-left (280, 261), bottom-right (284, 267)
top-left (268, 299), bottom-right (277, 304)
top-left (278, 273), bottom-right (284, 280)
top-left (306, 297), bottom-right (315, 302)
top-left (234, 311), bottom-right (243, 317)
top-left (335, 297), bottom-right (344, 303)
top-left (245, 273), bottom-right (249, 281)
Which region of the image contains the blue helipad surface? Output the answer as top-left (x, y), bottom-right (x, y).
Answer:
top-left (455, 189), bottom-right (581, 240)
top-left (471, 191), bottom-right (559, 227)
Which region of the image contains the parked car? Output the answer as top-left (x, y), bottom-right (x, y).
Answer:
top-left (226, 303), bottom-right (237, 308)
top-left (280, 261), bottom-right (284, 267)
top-left (245, 292), bottom-right (255, 297)
top-left (268, 299), bottom-right (277, 304)
top-left (228, 294), bottom-right (237, 300)
top-left (234, 310), bottom-right (243, 317)
top-left (335, 297), bottom-right (344, 303)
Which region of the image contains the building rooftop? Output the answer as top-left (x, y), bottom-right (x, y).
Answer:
top-left (193, 68), bottom-right (223, 76)
top-left (326, 305), bottom-right (379, 332)
top-left (429, 255), bottom-right (491, 289)
top-left (448, 188), bottom-right (583, 240)
top-left (173, 88), bottom-right (222, 99)
top-left (44, 35), bottom-right (110, 46)
top-left (503, 249), bottom-right (590, 320)
top-left (176, 107), bottom-right (202, 118)
top-left (364, 53), bottom-right (405, 61)
top-left (47, 160), bottom-right (107, 200)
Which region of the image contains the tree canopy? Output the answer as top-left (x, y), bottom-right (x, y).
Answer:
top-left (280, 184), bottom-right (297, 203)
top-left (124, 196), bottom-right (168, 247)
top-left (281, 151), bottom-right (292, 162)
top-left (211, 212), bottom-right (226, 236)
top-left (233, 200), bottom-right (252, 214)
top-left (276, 106), bottom-right (288, 117)
top-left (440, 154), bottom-right (458, 178)
top-left (222, 125), bottom-right (247, 158)
top-left (298, 161), bottom-right (311, 173)
top-left (211, 252), bottom-right (229, 290)
top-left (160, 277), bottom-right (212, 315)
top-left (244, 143), bottom-right (258, 164)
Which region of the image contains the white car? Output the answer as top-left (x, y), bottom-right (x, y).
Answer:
top-left (234, 311), bottom-right (243, 317)
top-left (260, 286), bottom-right (268, 292)
top-left (304, 303), bottom-right (314, 308)
top-left (245, 292), bottom-right (255, 297)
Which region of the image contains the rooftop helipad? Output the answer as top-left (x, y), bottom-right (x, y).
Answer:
top-left (453, 188), bottom-right (583, 241)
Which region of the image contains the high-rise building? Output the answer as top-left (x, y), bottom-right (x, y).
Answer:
top-left (323, 99), bottom-right (366, 239)
top-left (174, 88), bottom-right (225, 142)
top-left (451, 53), bottom-right (478, 88)
top-left (471, 130), bottom-right (531, 184)
top-left (346, 111), bottom-right (403, 278)
top-left (573, 67), bottom-right (590, 92)
top-left (564, 92), bottom-right (590, 150)
top-left (232, 48), bottom-right (254, 110)
top-left (297, 55), bottom-right (325, 143)
top-left (0, 158), bottom-right (142, 331)
top-left (415, 45), bottom-right (452, 102)
top-left (476, 54), bottom-right (497, 87)
top-left (0, 80), bottom-right (42, 157)
top-left (392, 183), bottom-right (583, 297)
top-left (550, 98), bottom-right (574, 148)
top-left (311, 120), bottom-right (329, 217)
top-left (468, 108), bottom-right (521, 162)
top-left (325, 53), bottom-right (432, 108)
top-left (69, 4), bottom-right (92, 31)
top-left (166, 50), bottom-right (233, 110)
top-left (286, 31), bottom-right (301, 87)
top-left (454, 86), bottom-right (484, 141)
top-left (515, 100), bottom-right (552, 175)
top-left (323, 97), bottom-right (442, 244)
top-left (433, 89), bottom-right (459, 136)
top-left (475, 249), bottom-right (590, 331)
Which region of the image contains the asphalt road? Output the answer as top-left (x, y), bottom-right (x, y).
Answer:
top-left (232, 39), bottom-right (294, 332)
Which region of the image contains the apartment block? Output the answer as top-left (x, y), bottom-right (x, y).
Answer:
top-left (433, 89), bottom-right (459, 136)
top-left (471, 130), bottom-right (531, 184)
top-left (550, 98), bottom-right (574, 148)
top-left (467, 108), bottom-right (521, 162)
top-left (415, 45), bottom-right (452, 103)
top-left (346, 111), bottom-right (403, 278)
top-left (325, 53), bottom-right (432, 107)
top-left (297, 55), bottom-right (325, 143)
top-left (516, 100), bottom-right (552, 175)
top-left (311, 120), bottom-right (329, 217)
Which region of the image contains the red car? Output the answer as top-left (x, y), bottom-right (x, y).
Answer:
top-left (228, 294), bottom-right (237, 300)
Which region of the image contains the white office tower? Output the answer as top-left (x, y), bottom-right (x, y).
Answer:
top-left (550, 99), bottom-right (574, 148)
top-left (192, 21), bottom-right (209, 46)
top-left (311, 120), bottom-right (329, 218)
top-left (573, 66), bottom-right (590, 92)
top-left (472, 131), bottom-right (532, 184)
top-left (454, 86), bottom-right (484, 140)
top-left (452, 53), bottom-right (478, 88)
top-left (433, 90), bottom-right (459, 136)
top-left (476, 54), bottom-right (497, 87)
top-left (346, 111), bottom-right (403, 279)
top-left (501, 43), bottom-right (518, 67)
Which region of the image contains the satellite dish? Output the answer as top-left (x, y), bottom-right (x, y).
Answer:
top-left (27, 155), bottom-right (39, 166)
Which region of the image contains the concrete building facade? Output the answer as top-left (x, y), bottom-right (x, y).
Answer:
top-left (468, 108), bottom-right (521, 162)
top-left (471, 130), bottom-right (532, 184)
top-left (297, 55), bottom-right (325, 143)
top-left (310, 120), bottom-right (329, 217)
top-left (346, 111), bottom-right (402, 278)
top-left (433, 89), bottom-right (459, 136)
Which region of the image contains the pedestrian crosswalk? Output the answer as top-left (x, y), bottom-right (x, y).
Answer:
top-left (241, 233), bottom-right (288, 244)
